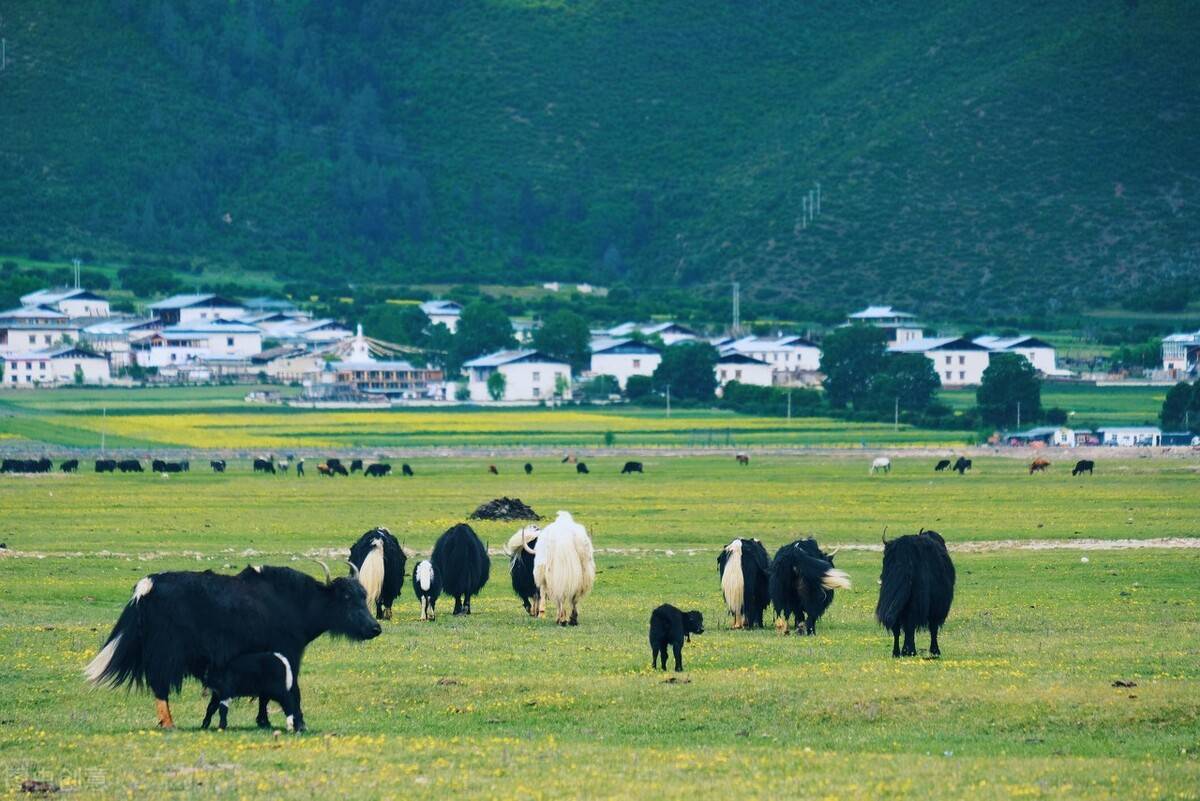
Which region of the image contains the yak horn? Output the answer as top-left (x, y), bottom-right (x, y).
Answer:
top-left (523, 542), bottom-right (536, 555)
top-left (881, 525), bottom-right (889, 545)
top-left (312, 559), bottom-right (332, 585)
top-left (826, 547), bottom-right (840, 559)
top-left (347, 560), bottom-right (360, 579)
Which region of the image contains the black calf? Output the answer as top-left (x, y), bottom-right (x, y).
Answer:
top-left (649, 604), bottom-right (704, 672)
top-left (202, 651), bottom-right (300, 732)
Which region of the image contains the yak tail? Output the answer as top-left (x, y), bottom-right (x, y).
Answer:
top-left (793, 550), bottom-right (852, 592)
top-left (821, 568), bottom-right (852, 591)
top-left (358, 539), bottom-right (386, 611)
top-left (720, 542), bottom-right (745, 617)
top-left (84, 597), bottom-right (149, 689)
top-left (415, 560), bottom-right (434, 592)
top-left (875, 547), bottom-right (926, 629)
top-left (575, 527), bottom-right (595, 600)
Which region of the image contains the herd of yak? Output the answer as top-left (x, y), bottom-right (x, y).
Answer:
top-left (81, 502), bottom-right (955, 732)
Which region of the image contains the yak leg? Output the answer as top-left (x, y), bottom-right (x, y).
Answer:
top-left (901, 623), bottom-right (917, 657)
top-left (464, 595), bottom-right (472, 615)
top-left (568, 601), bottom-right (579, 626)
top-left (201, 697), bottom-right (221, 730)
top-left (672, 642), bottom-right (684, 672)
top-left (929, 624), bottom-right (941, 657)
top-left (891, 626), bottom-right (902, 658)
top-left (256, 696), bottom-right (272, 728)
top-left (290, 683), bottom-right (306, 732)
top-left (154, 698), bottom-right (174, 729)
top-left (453, 595), bottom-right (463, 615)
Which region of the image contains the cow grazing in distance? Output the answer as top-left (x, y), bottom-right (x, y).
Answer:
top-left (412, 560), bottom-right (441, 621)
top-left (364, 463), bottom-right (391, 477)
top-left (202, 651), bottom-right (299, 732)
top-left (576, 462), bottom-right (589, 474)
top-left (524, 462), bottom-right (533, 475)
top-left (60, 459), bottom-right (79, 473)
top-left (649, 605), bottom-right (704, 672)
top-left (934, 459), bottom-right (951, 472)
top-left (736, 453), bottom-right (750, 466)
top-left (1030, 457), bottom-right (1051, 474)
top-left (84, 561), bottom-right (381, 730)
top-left (431, 523), bottom-right (490, 615)
top-left (210, 460), bottom-right (226, 473)
top-left (504, 525), bottom-right (541, 616)
top-left (152, 459), bottom-right (167, 473)
top-left (870, 457), bottom-right (891, 474)
top-left (95, 459), bottom-right (117, 473)
top-left (253, 457), bottom-right (275, 474)
top-left (2, 458), bottom-right (53, 473)
top-left (876, 529), bottom-right (956, 657)
top-left (326, 458), bottom-right (344, 471)
top-left (348, 528), bottom-right (406, 620)
top-left (1072, 460), bottom-right (1094, 476)
top-left (117, 459), bottom-right (143, 473)
top-left (769, 538), bottom-right (851, 636)
top-left (401, 463), bottom-right (414, 477)
top-left (953, 457), bottom-right (972, 475)
top-left (488, 465), bottom-right (499, 475)
top-left (718, 539), bottom-right (771, 629)
top-left (533, 511), bottom-right (595, 626)
top-left (327, 461), bottom-right (349, 477)
top-left (621, 461), bottom-right (643, 474)
top-left (316, 464), bottom-right (332, 477)
top-left (350, 459), bottom-right (363, 474)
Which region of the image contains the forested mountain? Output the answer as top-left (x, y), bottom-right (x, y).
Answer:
top-left (2, 0), bottom-right (1197, 320)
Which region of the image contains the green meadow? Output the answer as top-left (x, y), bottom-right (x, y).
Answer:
top-left (1, 455), bottom-right (1198, 799)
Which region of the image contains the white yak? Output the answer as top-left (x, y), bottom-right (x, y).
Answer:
top-left (532, 511), bottom-right (595, 626)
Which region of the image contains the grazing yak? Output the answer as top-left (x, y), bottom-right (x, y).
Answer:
top-left (431, 523), bottom-right (490, 615)
top-left (202, 651), bottom-right (299, 732)
top-left (488, 465), bottom-right (499, 475)
top-left (576, 462), bottom-right (590, 474)
top-left (85, 561), bottom-right (381, 730)
top-left (875, 529), bottom-right (956, 657)
top-left (95, 459), bottom-right (117, 473)
top-left (649, 604), bottom-right (704, 672)
top-left (210, 459), bottom-right (226, 473)
top-left (621, 461), bottom-right (644, 474)
top-left (350, 459), bottom-right (364, 473)
top-left (934, 459), bottom-right (951, 472)
top-left (1030, 457), bottom-right (1051, 474)
top-left (117, 459), bottom-right (143, 473)
top-left (60, 459), bottom-right (79, 473)
top-left (401, 463), bottom-right (414, 477)
top-left (364, 463), bottom-right (392, 477)
top-left (1072, 459), bottom-right (1095, 476)
top-left (532, 511), bottom-right (595, 626)
top-left (253, 457), bottom-right (275, 474)
top-left (316, 464), bottom-right (332, 477)
top-left (327, 461), bottom-right (349, 477)
top-left (718, 539), bottom-right (771, 629)
top-left (1, 458), bottom-right (52, 473)
top-left (524, 462), bottom-right (533, 475)
top-left (769, 538), bottom-right (851, 636)
top-left (348, 528), bottom-right (407, 620)
top-left (412, 560), bottom-right (441, 620)
top-left (953, 457), bottom-right (972, 475)
top-left (504, 525), bottom-right (541, 616)
top-left (736, 453), bottom-right (750, 466)
top-left (870, 457), bottom-right (891, 474)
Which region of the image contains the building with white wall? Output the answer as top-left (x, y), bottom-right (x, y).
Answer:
top-left (974, 335), bottom-right (1068, 377)
top-left (602, 321), bottom-right (699, 346)
top-left (148, 294), bottom-right (245, 326)
top-left (80, 317), bottom-right (161, 369)
top-left (463, 350), bottom-right (572, 401)
top-left (719, 335), bottom-right (821, 377)
top-left (889, 336), bottom-right (992, 386)
top-left (846, 306), bottom-right (924, 344)
top-left (2, 345), bottom-right (111, 388)
top-left (0, 307), bottom-right (81, 356)
top-left (714, 352), bottom-right (774, 388)
top-left (1097, 426), bottom-right (1162, 447)
top-left (20, 288), bottom-right (111, 319)
top-left (132, 321), bottom-right (263, 368)
top-left (589, 338), bottom-right (661, 389)
top-left (420, 300), bottom-right (463, 333)
top-left (1161, 330), bottom-right (1200, 378)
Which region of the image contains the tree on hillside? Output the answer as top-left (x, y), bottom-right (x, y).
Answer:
top-left (867, 352), bottom-right (941, 414)
top-left (448, 301), bottom-right (516, 374)
top-left (533, 309), bottom-right (591, 372)
top-left (1161, 381), bottom-right (1200, 432)
top-left (820, 325), bottom-right (888, 409)
top-left (652, 342), bottom-right (718, 402)
top-left (362, 304), bottom-right (430, 346)
top-left (976, 353), bottom-right (1041, 427)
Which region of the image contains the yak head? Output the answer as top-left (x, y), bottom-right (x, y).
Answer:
top-left (314, 560), bottom-right (382, 640)
top-left (684, 611), bottom-right (705, 638)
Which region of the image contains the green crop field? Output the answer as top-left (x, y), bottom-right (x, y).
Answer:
top-left (940, 384), bottom-right (1169, 427)
top-left (1, 456), bottom-right (1198, 799)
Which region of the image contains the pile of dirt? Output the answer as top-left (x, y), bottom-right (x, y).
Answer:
top-left (469, 497), bottom-right (541, 521)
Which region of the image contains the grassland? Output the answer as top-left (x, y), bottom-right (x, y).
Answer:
top-left (940, 384), bottom-right (1168, 427)
top-left (1, 455), bottom-right (1198, 799)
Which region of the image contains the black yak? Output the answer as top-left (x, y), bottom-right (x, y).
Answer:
top-left (85, 561), bottom-right (381, 730)
top-left (769, 539), bottom-right (851, 635)
top-left (875, 529), bottom-right (956, 657)
top-left (364, 463), bottom-right (391, 477)
top-left (576, 462), bottom-right (589, 474)
top-left (95, 459), bottom-right (116, 473)
top-left (488, 465), bottom-right (499, 475)
top-left (431, 523), bottom-right (490, 615)
top-left (934, 459), bottom-right (951, 472)
top-left (953, 457), bottom-right (972, 475)
top-left (210, 459), bottom-right (226, 473)
top-left (504, 525), bottom-right (541, 616)
top-left (524, 462), bottom-right (533, 475)
top-left (253, 457), bottom-right (275, 474)
top-left (1072, 459), bottom-right (1095, 476)
top-left (327, 461), bottom-right (349, 477)
top-left (350, 459), bottom-right (364, 473)
top-left (60, 459), bottom-right (79, 473)
top-left (717, 538), bottom-right (771, 629)
top-left (621, 461), bottom-right (643, 474)
top-left (117, 459), bottom-right (143, 473)
top-left (412, 560), bottom-right (441, 621)
top-left (348, 527), bottom-right (406, 620)
top-left (401, 463), bottom-right (414, 477)
top-left (649, 604), bottom-right (704, 672)
top-left (202, 651), bottom-right (299, 732)
top-left (736, 453), bottom-right (750, 466)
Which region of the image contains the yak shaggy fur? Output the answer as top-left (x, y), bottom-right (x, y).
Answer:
top-left (532, 511), bottom-right (595, 626)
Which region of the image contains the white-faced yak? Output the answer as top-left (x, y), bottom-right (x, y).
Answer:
top-left (717, 538), bottom-right (771, 629)
top-left (648, 604), bottom-right (704, 672)
top-left (202, 651), bottom-right (298, 732)
top-left (875, 529), bottom-right (956, 657)
top-left (84, 562), bottom-right (381, 730)
top-left (504, 524), bottom-right (541, 616)
top-left (431, 523), bottom-right (491, 615)
top-left (412, 560), bottom-right (441, 620)
top-left (769, 538), bottom-right (851, 635)
top-left (348, 527), bottom-right (406, 620)
top-left (533, 511), bottom-right (595, 626)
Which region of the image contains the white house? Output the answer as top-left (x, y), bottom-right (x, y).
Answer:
top-left (603, 321), bottom-right (699, 346)
top-left (715, 352), bottom-right (774, 388)
top-left (1097, 426), bottom-right (1162, 447)
top-left (974, 335), bottom-right (1069, 377)
top-left (0, 306), bottom-right (81, 356)
top-left (2, 345), bottom-right (111, 388)
top-left (148, 293), bottom-right (245, 326)
top-left (847, 306), bottom-right (924, 344)
top-left (20, 288), bottom-right (111, 319)
top-left (420, 300), bottom-right (463, 333)
top-left (720, 335), bottom-right (821, 376)
top-left (80, 317), bottom-right (161, 369)
top-left (1161, 331), bottom-right (1200, 378)
top-left (463, 350), bottom-right (572, 402)
top-left (589, 338), bottom-right (662, 389)
top-left (133, 321), bottom-right (263, 368)
top-left (889, 336), bottom-right (992, 386)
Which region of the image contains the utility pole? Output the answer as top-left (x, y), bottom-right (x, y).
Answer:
top-left (894, 396), bottom-right (899, 431)
top-left (72, 258), bottom-right (81, 289)
top-left (665, 385), bottom-right (671, 419)
top-left (731, 282), bottom-right (740, 335)
top-left (1, 39), bottom-right (6, 72)
top-left (815, 181), bottom-right (821, 215)
top-left (100, 407), bottom-right (106, 453)
top-left (787, 388), bottom-right (792, 422)
top-left (1016, 400), bottom-right (1022, 430)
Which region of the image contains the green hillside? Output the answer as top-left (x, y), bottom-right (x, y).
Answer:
top-left (2, 0), bottom-right (1197, 320)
